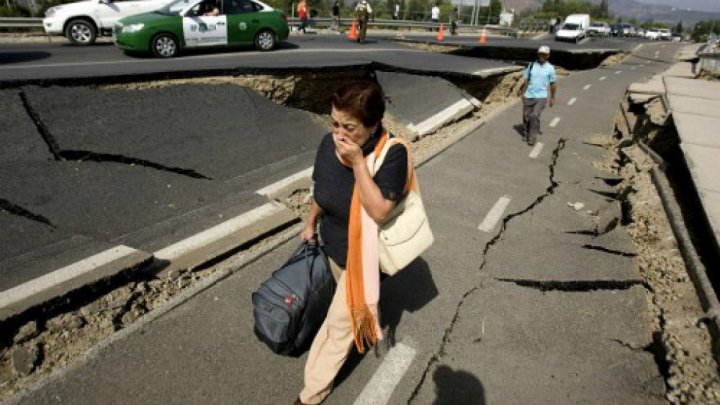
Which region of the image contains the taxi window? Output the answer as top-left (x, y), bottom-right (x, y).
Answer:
top-left (224, 0), bottom-right (255, 14)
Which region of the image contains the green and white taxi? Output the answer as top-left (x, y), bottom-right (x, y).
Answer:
top-left (113, 0), bottom-right (289, 57)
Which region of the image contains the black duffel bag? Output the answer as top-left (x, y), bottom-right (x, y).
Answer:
top-left (252, 243), bottom-right (336, 356)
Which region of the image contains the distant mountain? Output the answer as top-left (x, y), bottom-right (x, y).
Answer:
top-left (634, 0), bottom-right (720, 13)
top-left (500, 0), bottom-right (719, 25)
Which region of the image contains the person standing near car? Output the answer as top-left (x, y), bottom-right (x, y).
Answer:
top-left (297, 0), bottom-right (309, 33)
top-left (519, 46), bottom-right (557, 146)
top-left (354, 0), bottom-right (372, 43)
top-left (331, 0), bottom-right (340, 30)
top-left (295, 80), bottom-right (409, 405)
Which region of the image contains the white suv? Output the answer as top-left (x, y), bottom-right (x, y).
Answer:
top-left (645, 28), bottom-right (660, 40)
top-left (43, 0), bottom-right (170, 45)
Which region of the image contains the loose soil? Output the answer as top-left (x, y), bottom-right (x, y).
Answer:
top-left (599, 136), bottom-right (720, 403)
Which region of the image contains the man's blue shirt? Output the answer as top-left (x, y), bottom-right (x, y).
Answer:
top-left (524, 61), bottom-right (557, 99)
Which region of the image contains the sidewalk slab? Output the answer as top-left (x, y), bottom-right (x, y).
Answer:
top-left (668, 94), bottom-right (720, 118)
top-left (681, 144), bottom-right (720, 194)
top-left (628, 76), bottom-right (665, 96)
top-left (672, 113), bottom-right (720, 148)
top-left (661, 62), bottom-right (696, 79)
top-left (665, 76), bottom-right (720, 100)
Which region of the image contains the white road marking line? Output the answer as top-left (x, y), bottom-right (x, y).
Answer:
top-left (407, 98), bottom-right (474, 137)
top-left (0, 246), bottom-right (139, 309)
top-left (615, 70), bottom-right (622, 74)
top-left (528, 142), bottom-right (544, 159)
top-left (0, 48), bottom-right (426, 71)
top-left (479, 196), bottom-right (512, 233)
top-left (583, 84), bottom-right (591, 90)
top-left (256, 167), bottom-right (313, 197)
top-left (353, 342), bottom-right (416, 405)
top-left (599, 76), bottom-right (607, 81)
top-left (154, 202), bottom-right (286, 261)
top-left (549, 116), bottom-right (561, 127)
top-left (567, 97), bottom-right (577, 106)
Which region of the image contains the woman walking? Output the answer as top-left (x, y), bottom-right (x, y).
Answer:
top-left (296, 80), bottom-right (409, 405)
top-left (297, 0), bottom-right (309, 33)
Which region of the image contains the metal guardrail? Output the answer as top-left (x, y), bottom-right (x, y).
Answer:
top-left (0, 16), bottom-right (517, 35)
top-left (0, 17), bottom-right (43, 28)
top-left (288, 17), bottom-right (518, 36)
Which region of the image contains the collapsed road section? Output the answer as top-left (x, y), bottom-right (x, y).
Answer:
top-left (0, 62), bottom-right (522, 397)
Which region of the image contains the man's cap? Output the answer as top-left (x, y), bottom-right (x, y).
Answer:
top-left (538, 45), bottom-right (550, 54)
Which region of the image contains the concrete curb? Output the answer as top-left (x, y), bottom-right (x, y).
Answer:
top-left (0, 247), bottom-right (153, 322)
top-left (1, 223), bottom-right (304, 405)
top-left (0, 203), bottom-right (299, 322)
top-left (650, 166), bottom-right (720, 366)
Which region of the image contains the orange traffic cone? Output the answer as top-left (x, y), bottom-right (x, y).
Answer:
top-left (478, 28), bottom-right (487, 44)
top-left (437, 23), bottom-right (444, 41)
top-left (348, 20), bottom-right (358, 40)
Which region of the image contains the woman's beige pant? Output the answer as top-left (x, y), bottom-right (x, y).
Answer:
top-left (299, 259), bottom-right (351, 404)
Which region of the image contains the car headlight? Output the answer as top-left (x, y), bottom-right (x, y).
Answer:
top-left (45, 6), bottom-right (61, 17)
top-left (121, 23), bottom-right (144, 33)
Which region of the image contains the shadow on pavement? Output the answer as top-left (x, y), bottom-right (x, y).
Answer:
top-left (0, 51), bottom-right (52, 64)
top-left (432, 365), bottom-right (486, 405)
top-left (335, 257), bottom-right (438, 386)
top-left (512, 124), bottom-right (526, 139)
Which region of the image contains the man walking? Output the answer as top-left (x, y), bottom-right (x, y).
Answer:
top-left (331, 0), bottom-right (340, 30)
top-left (354, 0), bottom-right (372, 43)
top-left (519, 45), bottom-right (557, 146)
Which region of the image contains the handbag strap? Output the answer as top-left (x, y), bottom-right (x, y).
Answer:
top-left (369, 135), bottom-right (415, 195)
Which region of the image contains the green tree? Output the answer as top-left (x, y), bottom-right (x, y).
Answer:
top-left (691, 19), bottom-right (720, 42)
top-left (674, 21), bottom-right (684, 34)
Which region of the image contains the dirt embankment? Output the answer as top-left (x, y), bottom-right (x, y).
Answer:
top-left (594, 92), bottom-right (720, 403)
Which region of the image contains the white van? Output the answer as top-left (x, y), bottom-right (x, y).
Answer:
top-left (555, 14), bottom-right (590, 43)
top-left (43, 0), bottom-right (171, 45)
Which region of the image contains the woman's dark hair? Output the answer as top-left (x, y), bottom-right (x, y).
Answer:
top-left (330, 80), bottom-right (385, 128)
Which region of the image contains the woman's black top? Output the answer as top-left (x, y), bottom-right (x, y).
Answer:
top-left (313, 130), bottom-right (408, 268)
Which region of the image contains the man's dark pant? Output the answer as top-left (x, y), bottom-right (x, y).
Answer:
top-left (523, 97), bottom-right (547, 142)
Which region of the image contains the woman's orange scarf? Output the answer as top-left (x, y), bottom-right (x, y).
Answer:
top-left (344, 131), bottom-right (389, 353)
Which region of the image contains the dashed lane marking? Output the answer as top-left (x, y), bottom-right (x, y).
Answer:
top-left (528, 142), bottom-right (544, 159)
top-left (353, 342), bottom-right (416, 405)
top-left (479, 196), bottom-right (512, 233)
top-left (567, 97), bottom-right (577, 106)
top-left (583, 84), bottom-right (591, 90)
top-left (154, 202), bottom-right (287, 261)
top-left (599, 76), bottom-right (607, 81)
top-left (256, 167), bottom-right (313, 197)
top-left (615, 70), bottom-right (622, 74)
top-left (0, 246), bottom-right (140, 310)
top-left (549, 116), bottom-right (561, 127)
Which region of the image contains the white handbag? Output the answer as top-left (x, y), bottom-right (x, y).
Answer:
top-left (369, 137), bottom-right (434, 276)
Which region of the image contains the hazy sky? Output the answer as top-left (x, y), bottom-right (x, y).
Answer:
top-left (635, 0), bottom-right (720, 13)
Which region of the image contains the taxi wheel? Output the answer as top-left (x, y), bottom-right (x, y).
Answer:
top-left (151, 33), bottom-right (179, 58)
top-left (65, 19), bottom-right (96, 45)
top-left (254, 29), bottom-right (276, 51)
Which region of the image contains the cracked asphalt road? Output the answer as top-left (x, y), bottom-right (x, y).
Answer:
top-left (7, 42), bottom-right (683, 404)
top-left (0, 84), bottom-right (326, 289)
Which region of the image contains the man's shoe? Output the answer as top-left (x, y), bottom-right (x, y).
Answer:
top-left (528, 138), bottom-right (536, 146)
